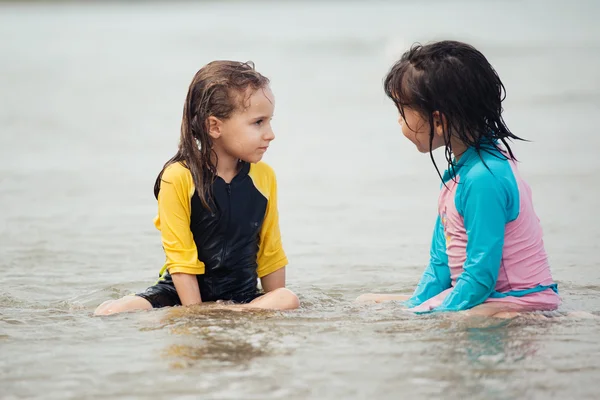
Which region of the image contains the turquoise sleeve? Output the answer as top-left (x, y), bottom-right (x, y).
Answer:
top-left (404, 215), bottom-right (451, 308)
top-left (434, 173), bottom-right (510, 312)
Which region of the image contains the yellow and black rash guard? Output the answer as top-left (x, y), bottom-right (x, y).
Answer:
top-left (153, 161), bottom-right (288, 302)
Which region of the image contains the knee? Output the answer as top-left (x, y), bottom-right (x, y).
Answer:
top-left (491, 311), bottom-right (521, 319)
top-left (274, 288), bottom-right (300, 310)
top-left (94, 300), bottom-right (114, 316)
top-left (355, 293), bottom-right (376, 303)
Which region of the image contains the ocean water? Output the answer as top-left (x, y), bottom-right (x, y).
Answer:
top-left (1, 1), bottom-right (599, 399)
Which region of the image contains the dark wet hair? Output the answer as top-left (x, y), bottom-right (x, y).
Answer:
top-left (154, 61), bottom-right (269, 209)
top-left (384, 40), bottom-right (523, 181)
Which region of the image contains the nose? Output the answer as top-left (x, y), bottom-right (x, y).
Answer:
top-left (264, 125), bottom-right (275, 141)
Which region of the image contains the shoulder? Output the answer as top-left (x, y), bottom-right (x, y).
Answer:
top-left (250, 161), bottom-right (276, 178)
top-left (461, 150), bottom-right (515, 188)
top-left (162, 162), bottom-right (192, 181)
top-left (456, 151), bottom-right (518, 210)
top-left (249, 161), bottom-right (278, 184)
top-left (249, 161), bottom-right (278, 199)
top-left (160, 162), bottom-right (195, 194)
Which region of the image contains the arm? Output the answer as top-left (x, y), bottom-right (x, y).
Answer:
top-left (172, 273), bottom-right (202, 305)
top-left (260, 267), bottom-right (286, 292)
top-left (434, 174), bottom-right (509, 312)
top-left (255, 165), bottom-right (289, 280)
top-left (404, 215), bottom-right (451, 308)
top-left (156, 163), bottom-right (206, 306)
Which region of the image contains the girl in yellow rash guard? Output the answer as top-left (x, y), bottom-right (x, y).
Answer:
top-left (95, 61), bottom-right (299, 315)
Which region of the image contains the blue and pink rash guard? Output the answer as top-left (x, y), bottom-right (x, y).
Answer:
top-left (405, 143), bottom-right (560, 313)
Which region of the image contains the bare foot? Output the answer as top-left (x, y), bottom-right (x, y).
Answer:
top-left (565, 311), bottom-right (597, 319)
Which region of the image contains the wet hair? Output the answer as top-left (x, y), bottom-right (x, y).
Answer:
top-left (383, 40), bottom-right (523, 181)
top-left (154, 61), bottom-right (269, 209)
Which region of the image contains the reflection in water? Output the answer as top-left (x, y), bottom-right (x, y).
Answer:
top-left (164, 339), bottom-right (269, 369)
top-left (433, 317), bottom-right (550, 400)
top-left (461, 319), bottom-right (538, 364)
top-left (156, 307), bottom-right (286, 368)
top-left (370, 311), bottom-right (554, 400)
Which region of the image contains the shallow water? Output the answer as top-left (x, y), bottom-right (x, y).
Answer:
top-left (1, 1), bottom-right (599, 399)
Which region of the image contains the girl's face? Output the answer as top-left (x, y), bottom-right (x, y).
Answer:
top-left (399, 107), bottom-right (445, 153)
top-left (209, 86), bottom-right (276, 164)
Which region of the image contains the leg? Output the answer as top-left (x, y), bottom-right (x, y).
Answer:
top-left (94, 295), bottom-right (153, 316)
top-left (94, 278), bottom-right (182, 316)
top-left (565, 311), bottom-right (596, 319)
top-left (488, 311), bottom-right (524, 319)
top-left (355, 293), bottom-right (411, 304)
top-left (460, 302), bottom-right (537, 319)
top-left (460, 302), bottom-right (510, 317)
top-left (243, 288), bottom-right (299, 310)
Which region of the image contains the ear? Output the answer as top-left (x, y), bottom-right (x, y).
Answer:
top-left (207, 116), bottom-right (222, 140)
top-left (432, 111), bottom-right (448, 137)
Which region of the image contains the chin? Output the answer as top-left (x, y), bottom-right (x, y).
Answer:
top-left (242, 155), bottom-right (263, 164)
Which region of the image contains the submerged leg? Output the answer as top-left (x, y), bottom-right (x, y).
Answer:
top-left (94, 295), bottom-right (153, 316)
top-left (355, 293), bottom-right (411, 304)
top-left (460, 302), bottom-right (537, 319)
top-left (244, 288), bottom-right (300, 310)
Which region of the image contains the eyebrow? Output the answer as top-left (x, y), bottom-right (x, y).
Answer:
top-left (252, 114), bottom-right (273, 121)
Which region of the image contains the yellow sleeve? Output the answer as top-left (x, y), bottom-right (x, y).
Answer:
top-left (153, 162), bottom-right (205, 275)
top-left (251, 162), bottom-right (288, 278)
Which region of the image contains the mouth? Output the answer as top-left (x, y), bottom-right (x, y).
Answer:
top-left (258, 146), bottom-right (269, 151)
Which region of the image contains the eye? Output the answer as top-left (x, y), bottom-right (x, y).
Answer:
top-left (254, 119), bottom-right (263, 126)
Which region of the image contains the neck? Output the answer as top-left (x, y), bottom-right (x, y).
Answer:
top-left (451, 138), bottom-right (468, 162)
top-left (211, 147), bottom-right (240, 183)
